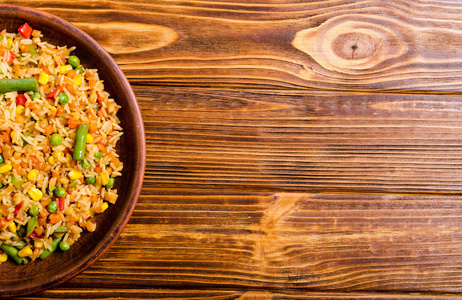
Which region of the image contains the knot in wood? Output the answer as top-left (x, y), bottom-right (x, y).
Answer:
top-left (331, 32), bottom-right (378, 60)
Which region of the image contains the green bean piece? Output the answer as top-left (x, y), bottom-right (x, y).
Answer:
top-left (14, 240), bottom-right (25, 249)
top-left (28, 45), bottom-right (38, 57)
top-left (0, 153), bottom-right (4, 164)
top-left (54, 226), bottom-right (68, 233)
top-left (11, 176), bottom-right (24, 189)
top-left (17, 226), bottom-right (26, 237)
top-left (26, 216), bottom-right (38, 237)
top-left (40, 237), bottom-right (62, 259)
top-left (0, 244), bottom-right (23, 264)
top-left (73, 124), bottom-right (89, 160)
top-left (0, 78), bottom-right (39, 93)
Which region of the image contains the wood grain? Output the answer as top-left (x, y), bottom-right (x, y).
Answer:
top-left (4, 0), bottom-right (462, 298)
top-left (13, 0), bottom-right (462, 92)
top-left (26, 191), bottom-right (462, 294)
top-left (138, 86), bottom-right (462, 194)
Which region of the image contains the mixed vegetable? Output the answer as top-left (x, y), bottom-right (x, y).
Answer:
top-left (0, 23), bottom-right (123, 264)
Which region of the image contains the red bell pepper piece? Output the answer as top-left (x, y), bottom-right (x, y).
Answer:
top-left (56, 197), bottom-right (65, 211)
top-left (18, 23), bottom-right (32, 39)
top-left (14, 201), bottom-right (23, 215)
top-left (1, 50), bottom-right (16, 64)
top-left (29, 232), bottom-right (43, 239)
top-left (47, 88), bottom-right (59, 99)
top-left (15, 94), bottom-right (27, 106)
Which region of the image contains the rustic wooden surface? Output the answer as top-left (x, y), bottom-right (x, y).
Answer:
top-left (8, 0), bottom-right (462, 299)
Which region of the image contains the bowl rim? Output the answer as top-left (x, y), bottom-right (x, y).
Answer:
top-left (0, 3), bottom-right (146, 297)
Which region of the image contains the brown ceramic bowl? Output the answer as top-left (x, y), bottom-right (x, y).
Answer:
top-left (0, 4), bottom-right (145, 297)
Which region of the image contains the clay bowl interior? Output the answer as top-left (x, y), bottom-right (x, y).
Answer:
top-left (0, 5), bottom-right (145, 297)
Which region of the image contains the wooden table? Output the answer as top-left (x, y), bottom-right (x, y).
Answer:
top-left (14, 0), bottom-right (462, 299)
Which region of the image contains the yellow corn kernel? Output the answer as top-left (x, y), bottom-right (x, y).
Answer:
top-left (34, 240), bottom-right (44, 248)
top-left (8, 221), bottom-right (16, 233)
top-left (100, 202), bottom-right (109, 212)
top-left (9, 130), bottom-right (16, 140)
top-left (86, 134), bottom-right (94, 144)
top-left (107, 167), bottom-right (112, 176)
top-left (73, 74), bottom-right (82, 86)
top-left (65, 153), bottom-right (73, 161)
top-left (59, 64), bottom-right (73, 74)
top-left (68, 169), bottom-right (82, 180)
top-left (7, 38), bottom-right (12, 49)
top-left (53, 151), bottom-right (64, 160)
top-left (0, 164), bottom-right (12, 173)
top-left (0, 252), bottom-right (7, 263)
top-left (27, 169), bottom-right (39, 182)
top-left (50, 106), bottom-right (57, 117)
top-left (28, 187), bottom-right (43, 201)
top-left (15, 105), bottom-right (25, 115)
top-left (48, 156), bottom-right (55, 164)
top-left (100, 172), bottom-right (108, 186)
top-left (38, 72), bottom-right (49, 85)
top-left (18, 246), bottom-right (32, 258)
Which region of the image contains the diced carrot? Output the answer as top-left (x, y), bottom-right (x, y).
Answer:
top-left (56, 105), bottom-right (64, 115)
top-left (43, 124), bottom-right (54, 135)
top-left (88, 121), bottom-right (98, 134)
top-left (94, 166), bottom-right (102, 173)
top-left (34, 226), bottom-right (44, 236)
top-left (39, 208), bottom-right (49, 219)
top-left (86, 220), bottom-right (96, 232)
top-left (42, 145), bottom-right (50, 154)
top-left (0, 217), bottom-right (7, 227)
top-left (66, 83), bottom-right (76, 95)
top-left (70, 159), bottom-right (77, 168)
top-left (52, 170), bottom-right (59, 178)
top-left (28, 102), bottom-right (38, 110)
top-left (20, 161), bottom-right (28, 168)
top-left (0, 134), bottom-right (10, 143)
top-left (97, 108), bottom-right (105, 118)
top-left (96, 92), bottom-right (107, 104)
top-left (97, 143), bottom-right (107, 153)
top-left (67, 116), bottom-right (80, 129)
top-left (66, 70), bottom-right (76, 78)
top-left (90, 194), bottom-right (98, 202)
top-left (13, 164), bottom-right (23, 175)
top-left (49, 213), bottom-right (61, 224)
top-left (40, 200), bottom-right (49, 207)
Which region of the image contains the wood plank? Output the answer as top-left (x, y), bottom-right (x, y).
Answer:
top-left (138, 87), bottom-right (462, 194)
top-left (25, 288), bottom-right (462, 300)
top-left (29, 191), bottom-right (462, 293)
top-left (15, 0), bottom-right (462, 91)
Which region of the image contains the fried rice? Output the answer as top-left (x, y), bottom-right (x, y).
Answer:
top-left (0, 23), bottom-right (123, 263)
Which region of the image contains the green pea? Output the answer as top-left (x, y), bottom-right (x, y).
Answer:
top-left (59, 240), bottom-right (70, 251)
top-left (85, 176), bottom-right (96, 184)
top-left (94, 151), bottom-right (103, 159)
top-left (106, 177), bottom-right (115, 188)
top-left (75, 65), bottom-right (85, 75)
top-left (0, 153), bottom-right (4, 164)
top-left (79, 160), bottom-right (91, 169)
top-left (57, 93), bottom-right (69, 104)
top-left (54, 187), bottom-right (66, 198)
top-left (50, 133), bottom-right (62, 146)
top-left (67, 56), bottom-right (80, 68)
top-left (31, 91), bottom-right (41, 99)
top-left (47, 201), bottom-right (58, 213)
top-left (29, 205), bottom-right (40, 216)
